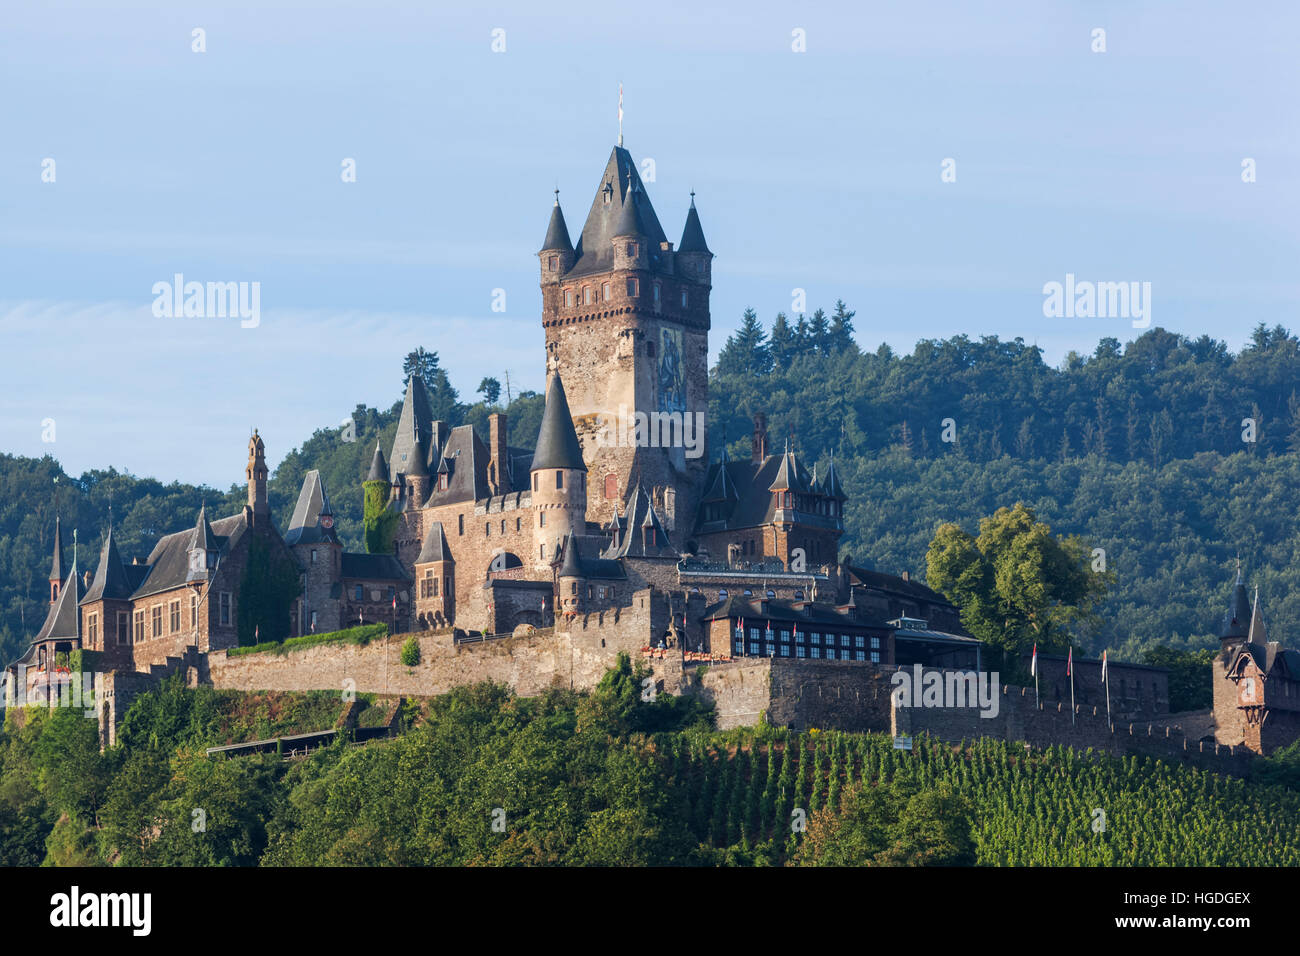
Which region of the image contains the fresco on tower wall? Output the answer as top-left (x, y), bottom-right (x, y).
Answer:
top-left (657, 326), bottom-right (686, 413)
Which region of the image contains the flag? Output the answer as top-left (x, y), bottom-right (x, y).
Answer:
top-left (1030, 643), bottom-right (1037, 676)
top-left (1100, 649), bottom-right (1108, 683)
top-left (255, 625), bottom-right (259, 642)
top-left (792, 621), bottom-right (798, 640)
top-left (1066, 647), bottom-right (1073, 677)
top-left (618, 83), bottom-right (623, 126)
top-left (392, 592), bottom-right (397, 610)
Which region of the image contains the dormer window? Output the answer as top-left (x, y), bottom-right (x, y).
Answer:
top-left (603, 182), bottom-right (613, 204)
top-left (438, 473), bottom-right (448, 491)
top-left (627, 242), bottom-right (638, 257)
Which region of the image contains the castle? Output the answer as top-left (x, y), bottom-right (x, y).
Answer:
top-left (4, 140), bottom-right (1296, 765)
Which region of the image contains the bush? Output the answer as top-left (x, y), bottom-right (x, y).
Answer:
top-left (400, 636), bottom-right (420, 667)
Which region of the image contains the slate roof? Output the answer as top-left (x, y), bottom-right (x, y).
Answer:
top-left (843, 566), bottom-right (955, 608)
top-left (367, 441), bottom-right (390, 483)
top-left (699, 594), bottom-right (887, 629)
top-left (415, 521), bottom-right (452, 564)
top-left (557, 531), bottom-right (626, 580)
top-left (821, 458), bottom-right (846, 499)
top-left (569, 146), bottom-right (669, 278)
top-left (424, 425), bottom-right (493, 507)
top-left (132, 512), bottom-right (245, 601)
top-left (678, 197), bottom-right (711, 254)
top-left (81, 527), bottom-right (133, 604)
top-left (48, 516), bottom-right (65, 584)
top-left (341, 552), bottom-right (411, 582)
top-left (390, 374), bottom-right (436, 477)
top-left (285, 471), bottom-right (339, 546)
top-left (530, 375), bottom-right (586, 472)
top-left (540, 198), bottom-right (573, 253)
top-left (1221, 568), bottom-right (1252, 641)
top-left (604, 485), bottom-right (675, 559)
top-left (33, 555), bottom-right (82, 642)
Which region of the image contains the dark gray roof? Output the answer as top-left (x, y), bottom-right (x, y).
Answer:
top-left (81, 527), bottom-right (133, 604)
top-left (569, 146), bottom-right (669, 278)
top-left (390, 374), bottom-right (436, 477)
top-left (424, 425), bottom-right (493, 506)
top-left (132, 512), bottom-right (244, 601)
top-left (678, 197), bottom-right (711, 254)
top-left (1221, 569), bottom-right (1251, 640)
top-left (367, 441), bottom-right (390, 483)
top-left (49, 516), bottom-right (65, 583)
top-left (540, 199), bottom-right (573, 252)
top-left (530, 375), bottom-right (586, 472)
top-left (821, 457), bottom-right (846, 499)
top-left (558, 531), bottom-right (626, 580)
top-left (415, 521), bottom-right (451, 564)
top-left (341, 552), bottom-right (411, 582)
top-left (34, 555), bottom-right (82, 642)
top-left (285, 471), bottom-right (338, 546)
top-left (1247, 593), bottom-right (1268, 646)
top-left (699, 594), bottom-right (889, 630)
top-left (604, 485), bottom-right (675, 559)
top-left (768, 450), bottom-right (811, 493)
top-left (844, 566), bottom-right (955, 608)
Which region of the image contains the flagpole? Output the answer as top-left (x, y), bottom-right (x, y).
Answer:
top-left (1103, 651), bottom-right (1112, 731)
top-left (1068, 648), bottom-right (1076, 726)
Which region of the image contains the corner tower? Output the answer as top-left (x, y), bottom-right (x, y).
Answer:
top-left (540, 145), bottom-right (713, 532)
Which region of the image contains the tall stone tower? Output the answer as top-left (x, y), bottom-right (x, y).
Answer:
top-left (539, 145), bottom-right (713, 534)
top-left (246, 430), bottom-right (269, 528)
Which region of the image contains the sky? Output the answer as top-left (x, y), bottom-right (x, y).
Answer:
top-left (1, 0), bottom-right (1296, 487)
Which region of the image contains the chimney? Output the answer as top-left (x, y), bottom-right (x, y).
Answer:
top-left (489, 413), bottom-right (510, 495)
top-left (752, 412), bottom-right (768, 464)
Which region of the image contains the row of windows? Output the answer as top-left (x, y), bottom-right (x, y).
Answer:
top-left (735, 626), bottom-right (880, 649)
top-left (560, 280), bottom-right (689, 309)
top-left (420, 571), bottom-right (452, 600)
top-left (94, 593), bottom-right (224, 646)
top-left (731, 640), bottom-right (880, 663)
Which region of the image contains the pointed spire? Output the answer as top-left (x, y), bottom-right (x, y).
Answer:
top-left (531, 374), bottom-right (587, 471)
top-left (821, 455), bottom-right (847, 500)
top-left (558, 530), bottom-right (584, 578)
top-left (49, 515), bottom-right (66, 584)
top-left (613, 167), bottom-right (646, 238)
top-left (193, 503), bottom-right (217, 553)
top-left (1221, 563), bottom-right (1251, 641)
top-left (406, 419), bottom-right (430, 479)
top-left (1248, 586), bottom-right (1268, 647)
top-left (82, 525), bottom-right (132, 604)
top-left (540, 191), bottom-right (574, 253)
top-left (390, 373), bottom-right (435, 477)
top-left (678, 192), bottom-right (711, 254)
top-left (367, 439), bottom-right (390, 483)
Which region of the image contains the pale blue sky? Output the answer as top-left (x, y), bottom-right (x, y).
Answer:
top-left (1, 0), bottom-right (1296, 486)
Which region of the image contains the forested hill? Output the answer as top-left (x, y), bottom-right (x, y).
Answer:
top-left (5, 312), bottom-right (1300, 665)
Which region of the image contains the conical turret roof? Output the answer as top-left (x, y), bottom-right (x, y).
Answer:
top-left (531, 375), bottom-right (586, 471)
top-left (569, 146), bottom-right (668, 277)
top-left (678, 195), bottom-right (711, 254)
top-left (82, 526), bottom-right (132, 604)
top-left (1221, 564), bottom-right (1251, 641)
top-left (49, 516), bottom-right (66, 583)
top-left (540, 196), bottom-right (574, 253)
top-left (367, 440), bottom-right (390, 483)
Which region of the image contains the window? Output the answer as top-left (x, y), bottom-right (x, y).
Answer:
top-left (515, 517), bottom-right (521, 532)
top-left (152, 605), bottom-right (163, 638)
top-left (438, 473), bottom-right (448, 491)
top-left (355, 585), bottom-right (363, 601)
top-left (485, 522), bottom-right (490, 537)
top-left (855, 650), bottom-right (866, 661)
top-left (871, 651), bottom-right (881, 663)
top-left (766, 589), bottom-right (776, 599)
top-left (840, 634), bottom-right (851, 647)
top-left (564, 289), bottom-right (574, 307)
top-left (871, 637), bottom-right (880, 649)
top-left (602, 281), bottom-right (610, 300)
top-left (855, 635), bottom-right (865, 648)
top-left (500, 519), bottom-right (505, 534)
top-left (748, 642), bottom-right (760, 655)
top-left (810, 647), bottom-right (821, 659)
top-left (750, 628), bottom-right (761, 642)
top-left (718, 589), bottom-right (727, 599)
top-left (311, 549), bottom-right (317, 564)
top-left (548, 255), bottom-right (558, 271)
top-left (733, 639), bottom-right (743, 655)
top-left (797, 645), bottom-right (807, 658)
top-left (627, 243), bottom-right (638, 257)
top-left (458, 514), bottom-right (464, 535)
top-left (681, 289), bottom-right (689, 308)
top-left (653, 284), bottom-right (661, 305)
top-left (118, 611), bottom-right (129, 645)
top-left (88, 613), bottom-right (98, 645)
top-left (743, 589), bottom-right (753, 596)
top-left (170, 600), bottom-right (181, 632)
top-left (780, 645), bottom-right (791, 657)
top-left (540, 544), bottom-right (546, 559)
top-left (134, 610), bottom-right (146, 641)
top-left (582, 287), bottom-right (592, 305)
top-left (556, 471), bottom-right (563, 489)
top-left (539, 512), bottom-right (546, 528)
top-left (626, 278), bottom-right (638, 297)
top-left (780, 630), bottom-right (790, 642)
top-left (825, 648), bottom-right (836, 660)
top-left (811, 632), bottom-right (821, 645)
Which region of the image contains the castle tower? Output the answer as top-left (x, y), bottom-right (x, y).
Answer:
top-left (246, 430), bottom-right (269, 527)
top-left (531, 374), bottom-right (587, 569)
top-left (1219, 561), bottom-right (1251, 659)
top-left (540, 144), bottom-right (712, 530)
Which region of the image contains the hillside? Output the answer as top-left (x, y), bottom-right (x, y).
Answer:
top-left (5, 669), bottom-right (1300, 866)
top-left (5, 316), bottom-right (1300, 665)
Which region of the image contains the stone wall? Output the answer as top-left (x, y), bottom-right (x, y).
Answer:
top-left (685, 658), bottom-right (894, 731)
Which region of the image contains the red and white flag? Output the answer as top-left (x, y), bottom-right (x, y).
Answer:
top-left (392, 593), bottom-right (397, 610)
top-left (1100, 649), bottom-right (1108, 683)
top-left (1031, 643), bottom-right (1037, 676)
top-left (1066, 647), bottom-right (1073, 677)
